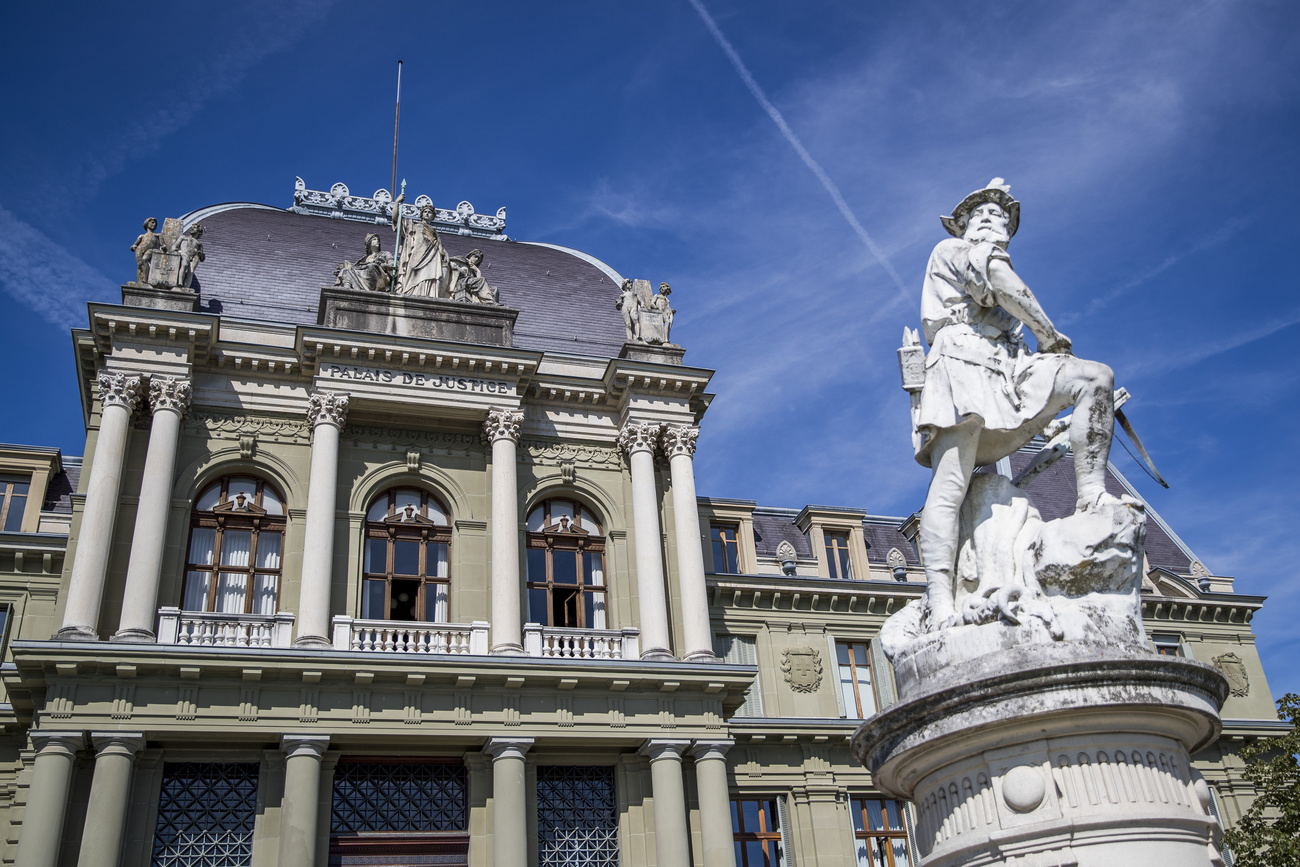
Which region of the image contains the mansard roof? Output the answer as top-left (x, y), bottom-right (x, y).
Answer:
top-left (180, 198), bottom-right (629, 358)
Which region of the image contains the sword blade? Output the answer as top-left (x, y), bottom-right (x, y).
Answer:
top-left (1115, 407), bottom-right (1169, 489)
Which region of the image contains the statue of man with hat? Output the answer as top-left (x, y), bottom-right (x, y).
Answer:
top-left (915, 179), bottom-right (1119, 628)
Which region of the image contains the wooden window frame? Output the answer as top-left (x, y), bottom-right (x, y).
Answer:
top-left (711, 523), bottom-right (741, 574)
top-left (732, 798), bottom-right (784, 867)
top-left (184, 476), bottom-right (286, 614)
top-left (362, 488), bottom-right (452, 623)
top-left (0, 474), bottom-right (30, 533)
top-left (837, 640), bottom-right (876, 719)
top-left (850, 796), bottom-right (911, 867)
top-left (526, 498), bottom-right (607, 629)
top-left (825, 531), bottom-right (853, 579)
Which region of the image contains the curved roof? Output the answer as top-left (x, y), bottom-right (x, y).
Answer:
top-left (183, 203), bottom-right (629, 357)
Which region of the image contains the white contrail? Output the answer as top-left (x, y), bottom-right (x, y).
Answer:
top-left (687, 0), bottom-right (908, 294)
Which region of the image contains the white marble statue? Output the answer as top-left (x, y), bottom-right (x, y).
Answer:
top-left (616, 279), bottom-right (675, 345)
top-left (396, 204), bottom-right (449, 297)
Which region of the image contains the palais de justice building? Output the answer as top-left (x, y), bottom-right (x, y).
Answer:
top-left (0, 180), bottom-right (1281, 867)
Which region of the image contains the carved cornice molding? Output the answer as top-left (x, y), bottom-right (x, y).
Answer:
top-left (291, 178), bottom-right (508, 239)
top-left (148, 376), bottom-right (192, 417)
top-left (618, 421), bottom-right (663, 456)
top-left (661, 424), bottom-right (699, 459)
top-left (307, 392), bottom-right (349, 429)
top-left (520, 440), bottom-right (622, 469)
top-left (97, 372), bottom-right (144, 413)
top-left (185, 412), bottom-right (310, 443)
top-left (483, 408), bottom-right (524, 445)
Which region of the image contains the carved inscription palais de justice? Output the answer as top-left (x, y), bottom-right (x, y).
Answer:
top-left (321, 364), bottom-right (514, 395)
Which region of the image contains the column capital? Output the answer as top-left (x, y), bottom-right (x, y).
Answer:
top-left (281, 734), bottom-right (331, 760)
top-left (639, 738), bottom-right (691, 762)
top-left (661, 424), bottom-right (699, 459)
top-left (29, 731), bottom-right (85, 756)
top-left (97, 372), bottom-right (144, 413)
top-left (618, 420), bottom-right (664, 456)
top-left (306, 391), bottom-right (349, 430)
top-left (483, 737), bottom-right (534, 761)
top-left (147, 375), bottom-right (191, 417)
top-left (90, 732), bottom-right (145, 757)
top-left (483, 408), bottom-right (524, 444)
top-left (689, 739), bottom-right (734, 761)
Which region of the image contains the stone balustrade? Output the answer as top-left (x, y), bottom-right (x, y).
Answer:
top-left (331, 617), bottom-right (490, 655)
top-left (156, 607), bottom-right (295, 649)
top-left (523, 624), bottom-right (641, 660)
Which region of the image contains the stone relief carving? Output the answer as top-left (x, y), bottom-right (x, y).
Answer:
top-left (781, 646), bottom-right (823, 693)
top-left (618, 421), bottom-right (664, 455)
top-left (130, 217), bottom-right (205, 291)
top-left (661, 425), bottom-right (699, 458)
top-left (333, 233), bottom-right (394, 294)
top-left (344, 426), bottom-right (482, 456)
top-left (520, 441), bottom-right (623, 469)
top-left (185, 412), bottom-right (310, 444)
top-left (97, 372), bottom-right (144, 413)
top-left (881, 180), bottom-right (1154, 673)
top-left (482, 409), bottom-right (524, 444)
top-left (617, 279), bottom-right (676, 346)
top-left (1212, 652), bottom-right (1249, 697)
top-left (148, 376), bottom-right (192, 416)
top-left (306, 392), bottom-right (350, 429)
top-left (448, 249), bottom-right (501, 305)
top-left (886, 547), bottom-right (907, 569)
top-left (776, 540), bottom-right (798, 575)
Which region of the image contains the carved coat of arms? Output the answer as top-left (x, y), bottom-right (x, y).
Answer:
top-left (781, 646), bottom-right (823, 693)
top-left (1212, 652), bottom-right (1250, 698)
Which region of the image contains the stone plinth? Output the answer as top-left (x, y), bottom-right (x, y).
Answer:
top-left (121, 284), bottom-right (200, 312)
top-left (619, 341), bottom-right (685, 366)
top-left (318, 287), bottom-right (518, 346)
top-left (852, 644), bottom-right (1229, 867)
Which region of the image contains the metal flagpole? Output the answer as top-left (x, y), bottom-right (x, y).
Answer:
top-left (391, 60), bottom-right (402, 200)
top-left (390, 62), bottom-right (404, 287)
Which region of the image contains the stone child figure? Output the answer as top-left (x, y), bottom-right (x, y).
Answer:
top-left (396, 204), bottom-right (448, 297)
top-left (333, 233), bottom-right (394, 293)
top-left (448, 249), bottom-right (499, 304)
top-left (174, 223), bottom-right (205, 289)
top-left (616, 279), bottom-right (640, 341)
top-left (915, 179), bottom-right (1117, 628)
top-left (131, 217), bottom-right (164, 284)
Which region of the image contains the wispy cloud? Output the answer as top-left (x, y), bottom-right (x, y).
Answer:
top-left (686, 0), bottom-right (908, 297)
top-left (0, 205), bottom-right (116, 327)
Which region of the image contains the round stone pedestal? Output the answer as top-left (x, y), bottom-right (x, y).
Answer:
top-left (851, 645), bottom-right (1229, 867)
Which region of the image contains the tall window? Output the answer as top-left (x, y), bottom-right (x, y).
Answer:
top-left (537, 766), bottom-right (619, 867)
top-left (711, 524), bottom-right (741, 573)
top-left (183, 476), bottom-right (285, 615)
top-left (1152, 632), bottom-right (1185, 657)
top-left (837, 641), bottom-right (877, 719)
top-left (362, 488), bottom-right (451, 622)
top-left (850, 797), bottom-right (912, 867)
top-left (825, 531), bottom-right (853, 579)
top-left (331, 760), bottom-right (467, 835)
top-left (732, 798), bottom-right (785, 867)
top-left (526, 498), bottom-right (606, 629)
top-left (151, 762), bottom-right (260, 867)
top-left (0, 474), bottom-right (29, 532)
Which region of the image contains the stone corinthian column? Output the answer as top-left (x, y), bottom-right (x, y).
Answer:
top-left (619, 421), bottom-right (673, 660)
top-left (115, 377), bottom-right (191, 642)
top-left (484, 738), bottom-right (533, 867)
top-left (58, 373), bottom-right (143, 640)
top-left (663, 425), bottom-right (714, 661)
top-left (76, 733), bottom-right (145, 867)
top-left (295, 392), bottom-right (349, 647)
top-left (484, 408), bottom-right (525, 655)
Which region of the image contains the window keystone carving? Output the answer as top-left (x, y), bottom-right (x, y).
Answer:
top-left (97, 372), bottom-right (144, 413)
top-left (306, 391), bottom-right (349, 429)
top-left (483, 408), bottom-right (524, 444)
top-left (149, 375), bottom-right (192, 416)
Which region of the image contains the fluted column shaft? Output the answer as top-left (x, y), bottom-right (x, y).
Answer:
top-left (59, 373), bottom-right (143, 639)
top-left (664, 425), bottom-right (714, 661)
top-left (691, 740), bottom-right (738, 867)
top-left (76, 733), bottom-right (145, 867)
top-left (116, 377), bottom-right (191, 641)
top-left (279, 735), bottom-right (330, 867)
top-left (296, 393), bottom-right (348, 647)
top-left (485, 409), bottom-right (524, 655)
top-left (485, 738), bottom-right (533, 867)
top-left (641, 740), bottom-right (692, 867)
top-left (620, 422), bottom-right (672, 659)
top-left (15, 732), bottom-right (84, 867)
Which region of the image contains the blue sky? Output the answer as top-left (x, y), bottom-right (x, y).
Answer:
top-left (2, 1), bottom-right (1299, 695)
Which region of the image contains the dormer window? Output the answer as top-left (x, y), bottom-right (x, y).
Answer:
top-left (361, 488), bottom-right (451, 622)
top-left (184, 476), bottom-right (286, 615)
top-left (525, 498), bottom-right (607, 629)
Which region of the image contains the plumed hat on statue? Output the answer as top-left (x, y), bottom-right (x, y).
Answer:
top-left (940, 178), bottom-right (1020, 239)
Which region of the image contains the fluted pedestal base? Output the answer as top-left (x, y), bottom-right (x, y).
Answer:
top-left (852, 647), bottom-right (1229, 867)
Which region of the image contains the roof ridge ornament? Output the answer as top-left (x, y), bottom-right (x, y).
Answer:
top-left (291, 177), bottom-right (508, 240)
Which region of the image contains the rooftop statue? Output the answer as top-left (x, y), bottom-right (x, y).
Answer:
top-left (175, 223), bottom-right (205, 289)
top-left (883, 179), bottom-right (1149, 665)
top-left (448, 249), bottom-right (501, 305)
top-left (395, 204), bottom-right (449, 297)
top-left (333, 233), bottom-right (394, 293)
top-left (130, 216), bottom-right (205, 291)
top-left (617, 279), bottom-right (675, 346)
top-left (130, 218), bottom-right (164, 284)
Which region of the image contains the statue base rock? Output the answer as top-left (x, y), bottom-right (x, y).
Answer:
top-left (121, 283), bottom-right (200, 312)
top-left (618, 341), bottom-right (685, 366)
top-left (318, 287), bottom-right (518, 347)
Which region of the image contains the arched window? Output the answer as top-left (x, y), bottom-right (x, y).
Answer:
top-left (362, 488), bottom-right (451, 622)
top-left (184, 476), bottom-right (286, 615)
top-left (526, 498), bottom-right (606, 629)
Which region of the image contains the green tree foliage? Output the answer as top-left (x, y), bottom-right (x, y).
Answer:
top-left (1223, 693), bottom-right (1300, 867)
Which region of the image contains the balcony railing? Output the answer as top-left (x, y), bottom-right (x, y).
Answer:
top-left (157, 607), bottom-right (295, 649)
top-left (523, 624), bottom-right (641, 660)
top-left (331, 617), bottom-right (490, 655)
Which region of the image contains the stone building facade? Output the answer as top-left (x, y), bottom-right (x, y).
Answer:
top-left (0, 181), bottom-right (1281, 867)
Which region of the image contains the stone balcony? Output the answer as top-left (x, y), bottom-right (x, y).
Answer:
top-left (156, 607), bottom-right (295, 649)
top-left (523, 624), bottom-right (641, 660)
top-left (331, 617), bottom-right (491, 655)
